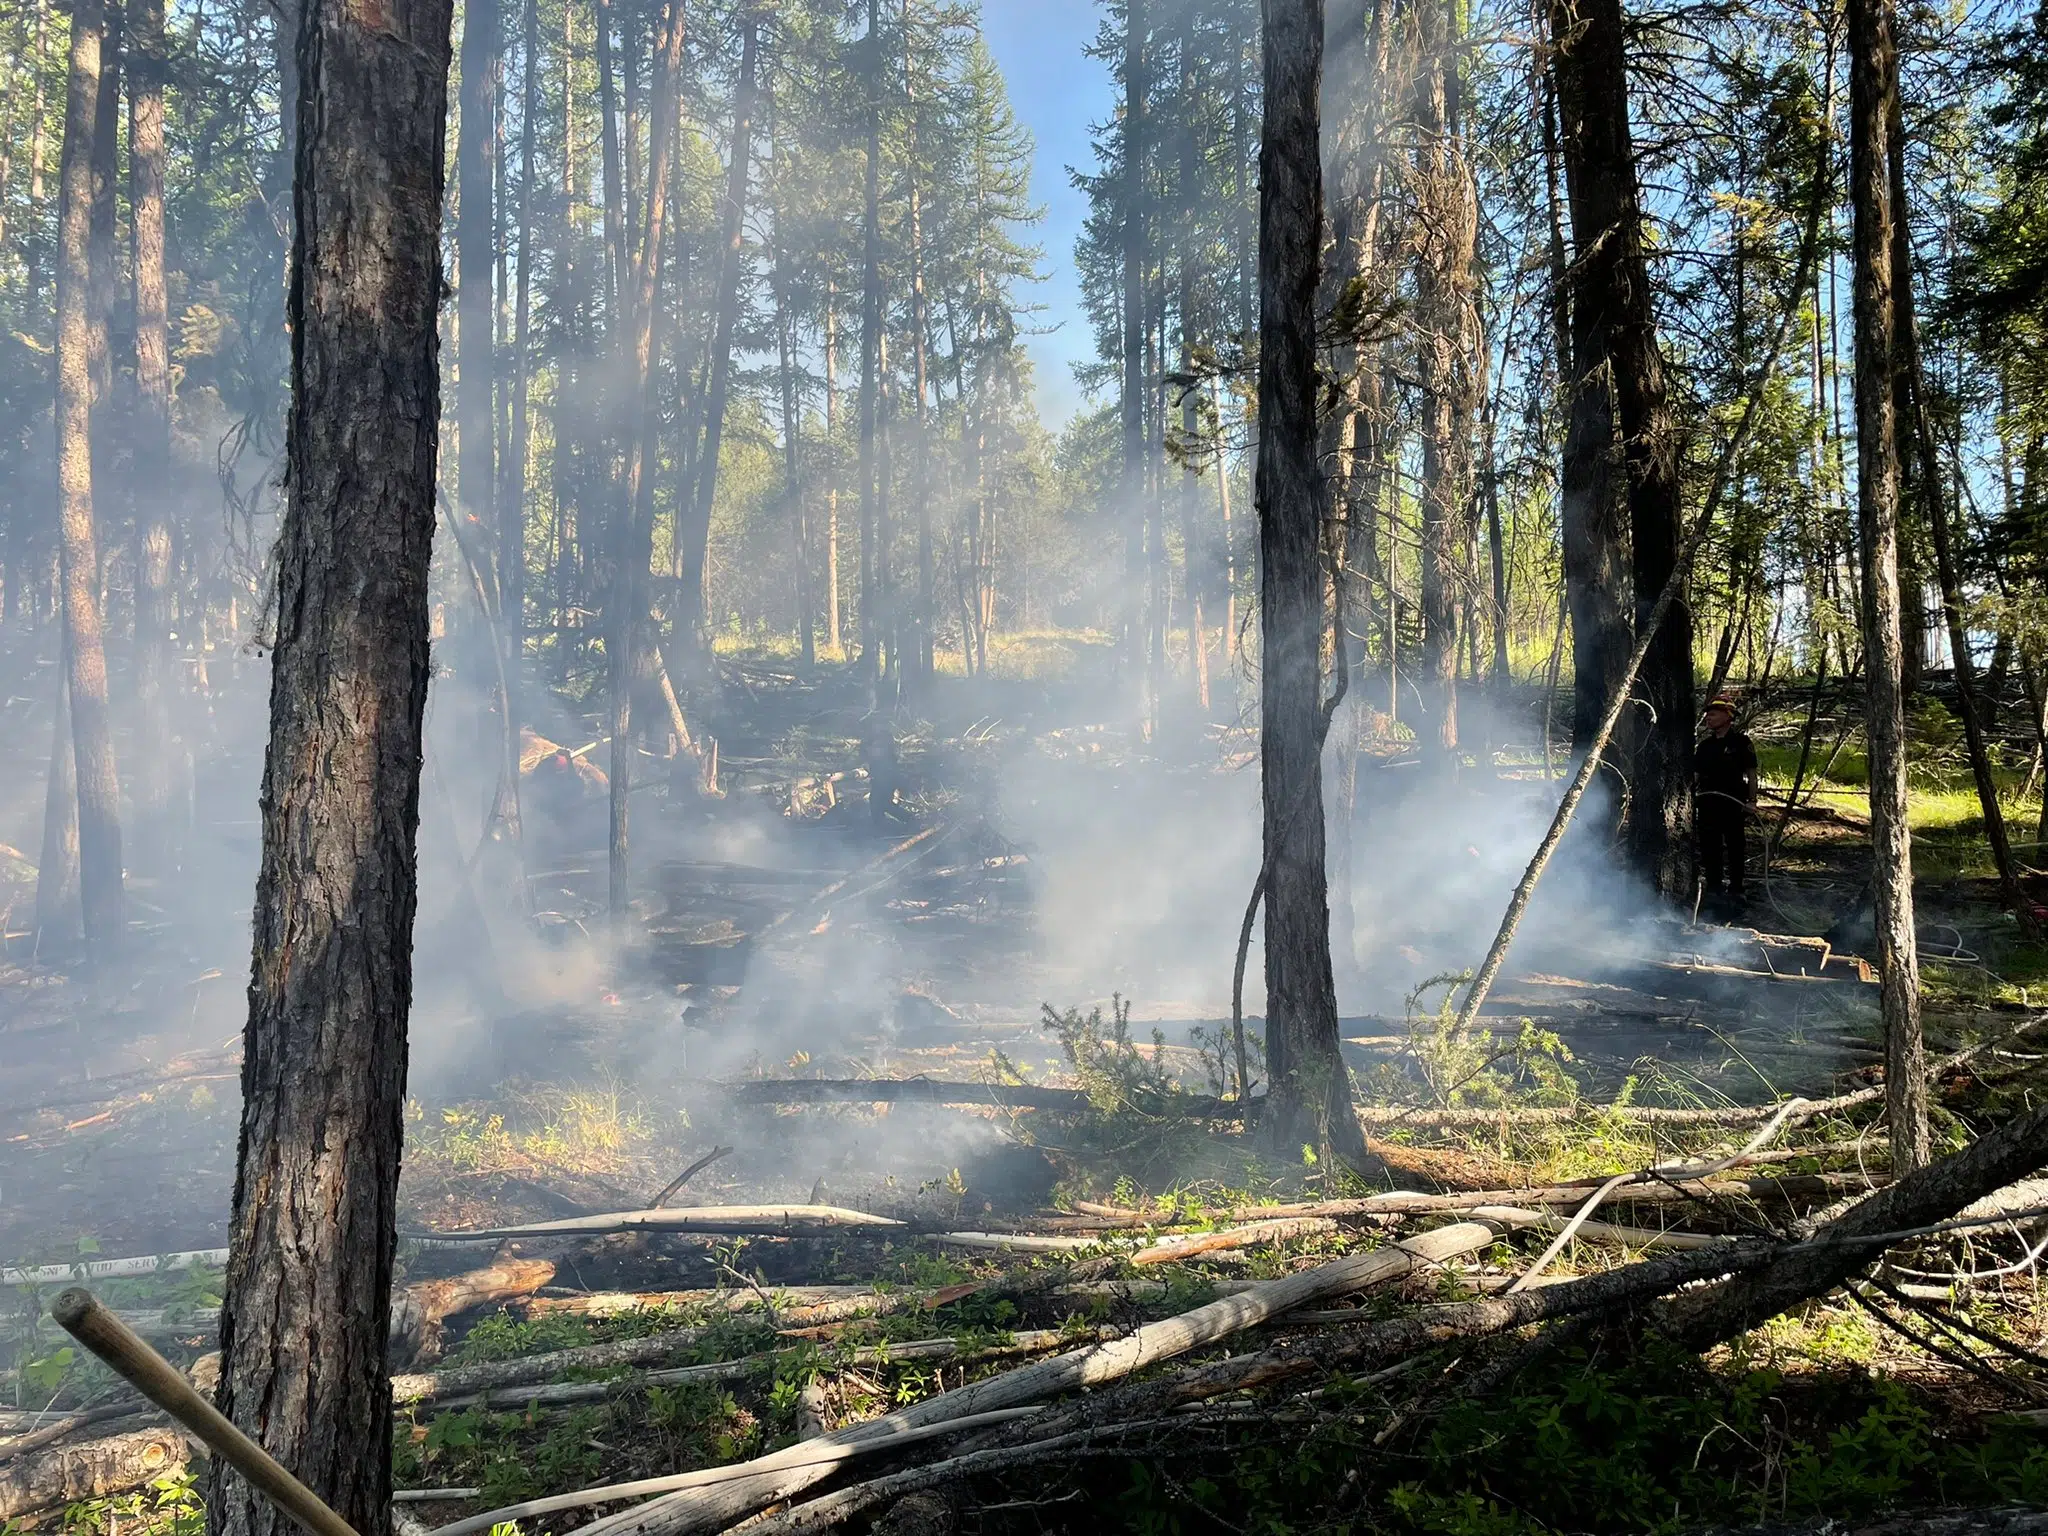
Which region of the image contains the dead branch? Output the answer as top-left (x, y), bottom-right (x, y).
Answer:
top-left (391, 1328), bottom-right (722, 1407)
top-left (389, 1258), bottom-right (558, 1365)
top-left (723, 1079), bottom-right (1237, 1118)
top-left (0, 1408), bottom-right (162, 1465)
top-left (421, 1330), bottom-right (1094, 1414)
top-left (0, 1426), bottom-right (194, 1521)
top-left (1653, 1099), bottom-right (2048, 1350)
top-left (1240, 1171), bottom-right (1880, 1218)
top-left (412, 1206), bottom-right (904, 1242)
top-left (516, 1285), bottom-right (885, 1320)
top-left (649, 1147), bottom-right (734, 1208)
top-left (550, 1224), bottom-right (1500, 1536)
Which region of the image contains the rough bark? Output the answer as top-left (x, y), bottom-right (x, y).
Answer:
top-left (1256, 0), bottom-right (1366, 1167)
top-left (0, 1427), bottom-right (192, 1522)
top-left (1549, 0), bottom-right (1691, 893)
top-left (1846, 0), bottom-right (1927, 1171)
top-left (53, 0), bottom-right (124, 958)
top-left (207, 0), bottom-right (455, 1534)
top-left (130, 0), bottom-right (174, 868)
top-left (1545, 0), bottom-right (1630, 760)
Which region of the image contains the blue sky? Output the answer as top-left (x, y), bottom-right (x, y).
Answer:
top-left (979, 0), bottom-right (1111, 432)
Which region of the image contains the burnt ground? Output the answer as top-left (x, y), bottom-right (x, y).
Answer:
top-left (0, 652), bottom-right (2032, 1276)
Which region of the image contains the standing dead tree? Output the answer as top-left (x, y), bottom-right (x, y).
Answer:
top-left (207, 1), bottom-right (455, 1535)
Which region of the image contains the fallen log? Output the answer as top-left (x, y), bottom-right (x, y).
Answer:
top-left (425, 1330), bottom-right (1092, 1414)
top-left (548, 1223), bottom-right (1499, 1536)
top-left (724, 1079), bottom-right (1237, 1119)
top-left (411, 1206), bottom-right (903, 1243)
top-left (391, 1328), bottom-right (723, 1407)
top-left (1655, 1099), bottom-right (2048, 1350)
top-left (1468, 1206), bottom-right (1729, 1253)
top-left (390, 1258), bottom-right (558, 1365)
top-left (1240, 1172), bottom-right (1881, 1220)
top-left (422, 1408), bottom-right (1045, 1536)
top-left (0, 1409), bottom-right (163, 1465)
top-left (516, 1285), bottom-right (883, 1319)
top-left (1125, 1219), bottom-right (1339, 1267)
top-left (0, 1425), bottom-right (194, 1521)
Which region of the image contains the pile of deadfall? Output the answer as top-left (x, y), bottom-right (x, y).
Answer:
top-left (8, 1019), bottom-right (2048, 1535)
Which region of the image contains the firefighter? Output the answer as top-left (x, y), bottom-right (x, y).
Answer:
top-left (1695, 697), bottom-right (1758, 912)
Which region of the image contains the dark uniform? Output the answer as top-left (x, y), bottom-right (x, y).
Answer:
top-left (1695, 724), bottom-right (1759, 899)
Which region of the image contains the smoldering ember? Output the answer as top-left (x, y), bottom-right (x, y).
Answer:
top-left (3, 0), bottom-right (2048, 1529)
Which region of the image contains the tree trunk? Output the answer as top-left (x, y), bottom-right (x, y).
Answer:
top-left (605, 0), bottom-right (685, 919)
top-left (207, 0), bottom-right (454, 1530)
top-left (1889, 128), bottom-right (2022, 910)
top-left (904, 0), bottom-right (934, 690)
top-left (858, 0), bottom-right (883, 685)
top-left (54, 0), bottom-right (123, 959)
top-left (1256, 0), bottom-right (1366, 1168)
top-left (34, 660), bottom-right (79, 950)
top-left (129, 0), bottom-right (172, 871)
top-left (679, 14), bottom-right (758, 657)
top-left (506, 0), bottom-right (540, 675)
top-left (1545, 1), bottom-right (1630, 763)
top-left (1846, 0), bottom-right (1927, 1171)
top-left (1549, 0), bottom-right (1691, 894)
top-left (1122, 0), bottom-right (1148, 729)
top-left (457, 0), bottom-right (497, 665)
top-left (1411, 2), bottom-right (1476, 767)
top-left (825, 279), bottom-right (842, 653)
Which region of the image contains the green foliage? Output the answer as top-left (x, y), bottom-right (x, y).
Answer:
top-left (1113, 1345), bottom-right (2048, 1535)
top-left (1356, 975), bottom-right (1575, 1112)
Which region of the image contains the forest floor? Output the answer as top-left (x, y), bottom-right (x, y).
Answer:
top-left (3, 642), bottom-right (2047, 1534)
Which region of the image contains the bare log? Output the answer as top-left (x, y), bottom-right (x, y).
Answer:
top-left (516, 1286), bottom-right (889, 1321)
top-left (724, 1079), bottom-right (1236, 1118)
top-left (1655, 1099), bottom-right (2048, 1349)
top-left (389, 1259), bottom-right (557, 1364)
top-left (553, 1224), bottom-right (1499, 1536)
top-left (412, 1207), bottom-right (902, 1243)
top-left (0, 1426), bottom-right (193, 1521)
top-left (1240, 1171), bottom-right (1880, 1218)
top-left (0, 1408), bottom-right (162, 1464)
top-left (423, 1331), bottom-right (1091, 1414)
top-left (1126, 1219), bottom-right (1338, 1266)
top-left (391, 1328), bottom-right (719, 1407)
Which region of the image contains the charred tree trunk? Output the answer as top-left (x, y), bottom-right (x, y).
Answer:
top-left (207, 0), bottom-right (454, 1531)
top-left (1549, 0), bottom-right (1691, 893)
top-left (1846, 0), bottom-right (1927, 1170)
top-left (53, 0), bottom-right (123, 958)
top-left (825, 279), bottom-right (842, 653)
top-left (1256, 0), bottom-right (1367, 1168)
top-left (1545, 6), bottom-right (1629, 762)
top-left (129, 0), bottom-right (172, 870)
